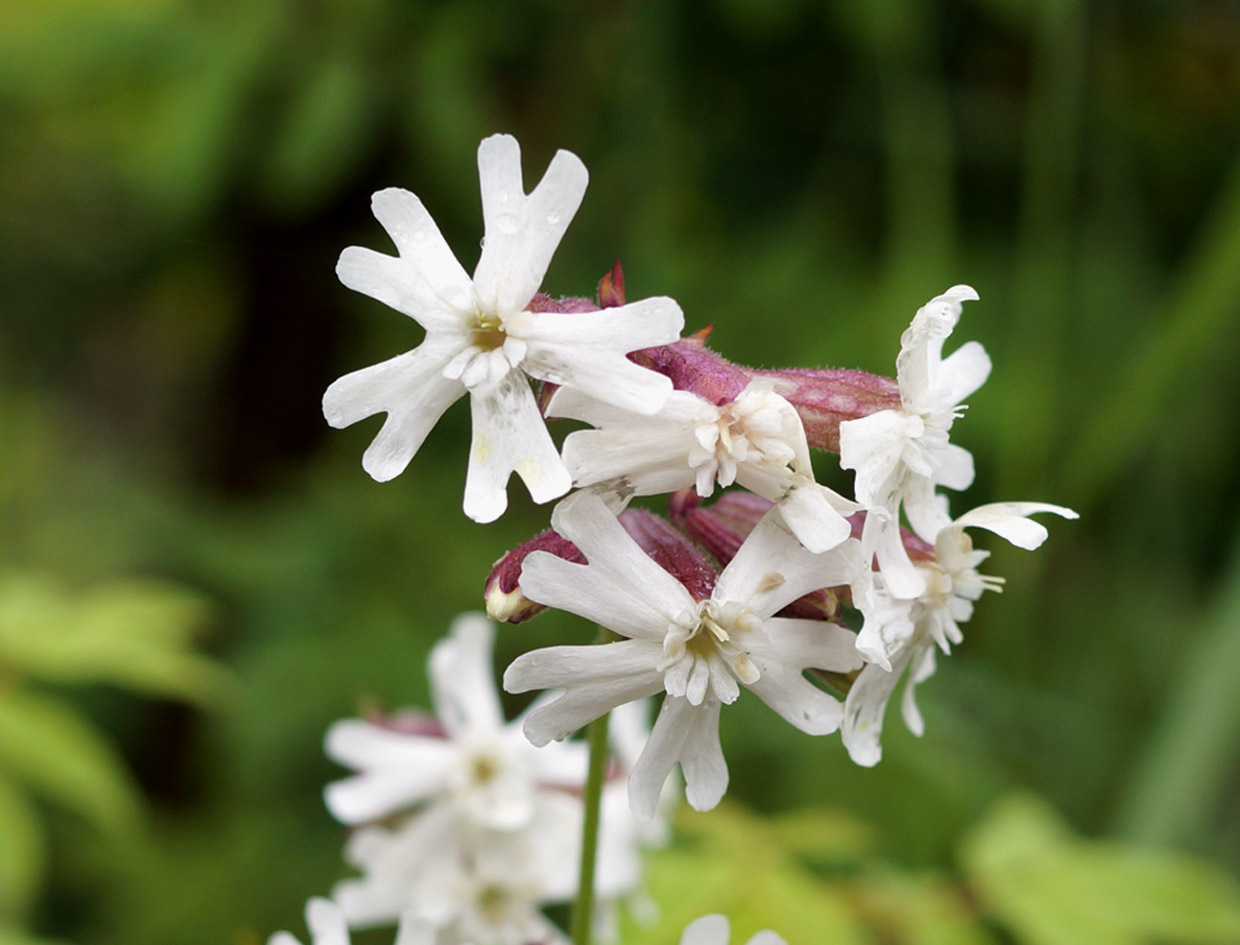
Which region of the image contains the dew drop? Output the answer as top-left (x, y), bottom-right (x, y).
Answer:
top-left (494, 213), bottom-right (522, 235)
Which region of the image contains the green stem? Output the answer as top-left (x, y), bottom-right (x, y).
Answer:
top-left (570, 703), bottom-right (611, 945)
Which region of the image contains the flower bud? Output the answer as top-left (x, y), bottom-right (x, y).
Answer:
top-left (618, 508), bottom-right (717, 601)
top-left (485, 529), bottom-right (586, 623)
top-left (599, 260), bottom-right (626, 307)
top-left (739, 367), bottom-right (902, 452)
top-left (671, 490), bottom-right (841, 620)
top-left (629, 339), bottom-right (750, 405)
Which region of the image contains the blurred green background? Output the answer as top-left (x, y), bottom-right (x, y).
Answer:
top-left (3, 0), bottom-right (1240, 942)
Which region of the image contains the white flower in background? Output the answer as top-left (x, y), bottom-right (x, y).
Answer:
top-left (842, 501), bottom-right (1078, 766)
top-left (324, 613), bottom-right (652, 939)
top-left (269, 898), bottom-right (438, 945)
top-left (839, 285), bottom-right (991, 597)
top-left (504, 491), bottom-right (865, 819)
top-left (550, 379), bottom-right (856, 552)
top-left (324, 133), bottom-right (684, 522)
top-left (324, 613), bottom-right (585, 831)
top-left (679, 914), bottom-right (788, 945)
top-left (333, 789), bottom-right (640, 938)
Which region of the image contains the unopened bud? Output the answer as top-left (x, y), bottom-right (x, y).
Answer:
top-left (618, 508), bottom-right (717, 601)
top-left (599, 261), bottom-right (626, 307)
top-left (629, 339), bottom-right (750, 405)
top-left (485, 529), bottom-right (586, 624)
top-left (740, 367), bottom-right (901, 452)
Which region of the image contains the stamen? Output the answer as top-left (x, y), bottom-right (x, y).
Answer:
top-left (470, 312), bottom-right (507, 350)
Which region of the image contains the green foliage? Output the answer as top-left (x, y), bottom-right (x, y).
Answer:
top-left (961, 795), bottom-right (1240, 945)
top-left (0, 571), bottom-right (219, 925)
top-left (626, 795), bottom-right (1240, 945)
top-left (0, 573), bottom-right (226, 702)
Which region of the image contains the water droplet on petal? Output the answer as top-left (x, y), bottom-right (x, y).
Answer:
top-left (494, 214), bottom-right (522, 235)
top-left (545, 211), bottom-right (561, 226)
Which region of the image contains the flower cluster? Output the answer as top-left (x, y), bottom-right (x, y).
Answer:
top-left (317, 614), bottom-right (657, 945)
top-left (275, 133), bottom-right (1075, 945)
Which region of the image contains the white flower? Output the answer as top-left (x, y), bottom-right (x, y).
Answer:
top-left (504, 491), bottom-right (864, 819)
top-left (324, 133), bottom-right (684, 522)
top-left (842, 502), bottom-right (1077, 766)
top-left (839, 285), bottom-right (991, 596)
top-left (269, 898), bottom-right (438, 945)
top-left (333, 790), bottom-right (638, 939)
top-left (679, 914), bottom-right (787, 945)
top-left (550, 379), bottom-right (856, 552)
top-left (324, 613), bottom-right (586, 831)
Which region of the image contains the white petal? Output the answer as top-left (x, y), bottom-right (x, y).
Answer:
top-left (838, 410), bottom-right (911, 504)
top-left (336, 246), bottom-right (471, 333)
top-left (369, 187), bottom-right (475, 311)
top-left (393, 914), bottom-right (438, 945)
top-left (681, 914), bottom-right (730, 945)
top-left (630, 695), bottom-right (727, 818)
top-left (715, 509), bottom-right (863, 619)
top-left (951, 501), bottom-right (1079, 550)
top-left (854, 599), bottom-right (916, 672)
top-left (268, 934), bottom-right (302, 945)
top-left (746, 623), bottom-right (858, 736)
top-left (544, 386), bottom-right (639, 425)
top-left (522, 340), bottom-right (674, 415)
top-left (463, 370), bottom-right (572, 522)
top-left (428, 613), bottom-right (503, 736)
top-left (754, 618), bottom-right (865, 673)
top-left (473, 134), bottom-right (587, 316)
top-left (323, 341), bottom-right (467, 482)
top-left (560, 421), bottom-right (699, 493)
top-left (322, 721), bottom-right (456, 823)
top-left (904, 474), bottom-right (956, 542)
top-left (937, 339), bottom-right (991, 404)
top-left (932, 442), bottom-right (976, 492)
top-left (901, 644), bottom-right (938, 736)
top-left (306, 898), bottom-right (351, 945)
top-left (519, 296), bottom-right (684, 350)
top-left (864, 513), bottom-right (926, 600)
top-left (747, 932), bottom-right (789, 945)
top-left (773, 480), bottom-right (855, 553)
top-left (840, 650), bottom-right (913, 767)
top-left (504, 640), bottom-right (666, 746)
top-left (519, 491), bottom-right (696, 638)
top-left (520, 551), bottom-right (681, 642)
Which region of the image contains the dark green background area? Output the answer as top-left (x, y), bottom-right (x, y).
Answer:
top-left (2, 0), bottom-right (1239, 942)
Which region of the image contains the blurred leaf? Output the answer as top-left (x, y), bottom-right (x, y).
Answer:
top-left (0, 927), bottom-right (68, 945)
top-left (0, 773), bottom-right (45, 921)
top-left (619, 803), bottom-right (866, 945)
top-left (259, 52), bottom-right (374, 214)
top-left (766, 807), bottom-right (875, 864)
top-left (0, 572), bottom-right (227, 704)
top-left (1113, 538), bottom-right (1240, 848)
top-left (961, 794), bottom-right (1240, 945)
top-left (852, 869), bottom-right (998, 945)
top-left (0, 687), bottom-right (141, 839)
top-left (1066, 146), bottom-right (1240, 502)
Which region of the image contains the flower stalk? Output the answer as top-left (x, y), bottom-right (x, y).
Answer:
top-left (570, 629), bottom-right (615, 945)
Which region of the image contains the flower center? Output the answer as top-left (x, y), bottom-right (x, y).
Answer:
top-left (470, 753), bottom-right (500, 785)
top-left (476, 884), bottom-right (510, 923)
top-left (689, 386), bottom-right (799, 494)
top-left (469, 311), bottom-right (507, 351)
